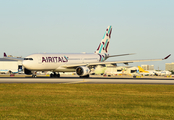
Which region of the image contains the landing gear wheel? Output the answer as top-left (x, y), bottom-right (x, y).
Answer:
top-left (50, 73), bottom-right (53, 78)
top-left (80, 75), bottom-right (90, 78)
top-left (85, 75), bottom-right (89, 78)
top-left (32, 71), bottom-right (37, 78)
top-left (56, 74), bottom-right (60, 78)
top-left (50, 73), bottom-right (60, 78)
top-left (32, 75), bottom-right (37, 78)
top-left (86, 75), bottom-right (89, 78)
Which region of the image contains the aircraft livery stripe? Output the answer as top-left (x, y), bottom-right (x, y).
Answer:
top-left (101, 57), bottom-right (103, 62)
top-left (99, 44), bottom-right (103, 53)
top-left (104, 39), bottom-right (108, 49)
top-left (102, 32), bottom-right (106, 39)
top-left (108, 26), bottom-right (111, 35)
top-left (64, 56), bottom-right (68, 60)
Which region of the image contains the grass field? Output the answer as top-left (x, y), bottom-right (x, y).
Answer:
top-left (0, 84), bottom-right (174, 119)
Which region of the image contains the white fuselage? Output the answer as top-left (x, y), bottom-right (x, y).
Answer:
top-left (23, 53), bottom-right (102, 72)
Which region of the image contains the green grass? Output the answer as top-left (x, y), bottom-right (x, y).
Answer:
top-left (0, 84), bottom-right (174, 119)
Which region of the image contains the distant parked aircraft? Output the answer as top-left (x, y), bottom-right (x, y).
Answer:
top-left (138, 66), bottom-right (172, 76)
top-left (138, 66), bottom-right (157, 76)
top-left (156, 70), bottom-right (172, 76)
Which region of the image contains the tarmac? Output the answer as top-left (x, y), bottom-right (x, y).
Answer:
top-left (0, 74), bottom-right (174, 84)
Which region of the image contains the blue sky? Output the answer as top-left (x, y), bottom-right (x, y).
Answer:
top-left (0, 0), bottom-right (174, 70)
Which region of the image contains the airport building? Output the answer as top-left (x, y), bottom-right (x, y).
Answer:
top-left (141, 65), bottom-right (154, 70)
top-left (165, 62), bottom-right (174, 71)
top-left (0, 58), bottom-right (23, 74)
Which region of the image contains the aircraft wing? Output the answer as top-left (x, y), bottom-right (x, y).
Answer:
top-left (62, 54), bottom-right (171, 68)
top-left (107, 53), bottom-right (135, 58)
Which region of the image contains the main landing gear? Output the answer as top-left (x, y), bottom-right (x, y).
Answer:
top-left (50, 72), bottom-right (60, 78)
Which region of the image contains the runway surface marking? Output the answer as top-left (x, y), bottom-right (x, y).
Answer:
top-left (0, 77), bottom-right (174, 84)
top-left (63, 79), bottom-right (91, 84)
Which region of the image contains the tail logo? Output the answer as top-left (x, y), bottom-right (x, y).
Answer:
top-left (97, 40), bottom-right (109, 53)
top-left (95, 26), bottom-right (112, 54)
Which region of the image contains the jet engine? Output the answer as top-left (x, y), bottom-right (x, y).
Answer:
top-left (24, 68), bottom-right (32, 75)
top-left (76, 66), bottom-right (90, 77)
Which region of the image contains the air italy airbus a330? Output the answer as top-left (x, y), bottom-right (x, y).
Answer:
top-left (4, 26), bottom-right (171, 78)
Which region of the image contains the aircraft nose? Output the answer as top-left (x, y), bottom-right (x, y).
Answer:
top-left (22, 60), bottom-right (27, 68)
top-left (22, 60), bottom-right (33, 69)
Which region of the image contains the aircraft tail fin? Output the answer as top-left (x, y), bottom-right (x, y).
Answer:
top-left (95, 26), bottom-right (112, 54)
top-left (138, 66), bottom-right (149, 73)
top-left (4, 52), bottom-right (7, 57)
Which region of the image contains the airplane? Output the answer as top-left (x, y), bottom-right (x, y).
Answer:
top-left (137, 66), bottom-right (172, 76)
top-left (156, 70), bottom-right (172, 76)
top-left (137, 66), bottom-right (157, 76)
top-left (4, 26), bottom-right (171, 78)
top-left (3, 53), bottom-right (23, 61)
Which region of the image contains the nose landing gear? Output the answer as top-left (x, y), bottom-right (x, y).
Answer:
top-left (32, 75), bottom-right (37, 78)
top-left (32, 71), bottom-right (37, 78)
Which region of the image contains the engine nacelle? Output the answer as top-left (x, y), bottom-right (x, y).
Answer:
top-left (24, 68), bottom-right (32, 75)
top-left (76, 66), bottom-right (90, 76)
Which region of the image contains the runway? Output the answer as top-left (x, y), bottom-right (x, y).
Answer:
top-left (0, 76), bottom-right (174, 84)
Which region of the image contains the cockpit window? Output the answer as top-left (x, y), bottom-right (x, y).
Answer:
top-left (24, 58), bottom-right (33, 60)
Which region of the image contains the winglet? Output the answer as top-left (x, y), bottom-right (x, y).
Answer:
top-left (4, 52), bottom-right (7, 57)
top-left (163, 54), bottom-right (171, 60)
